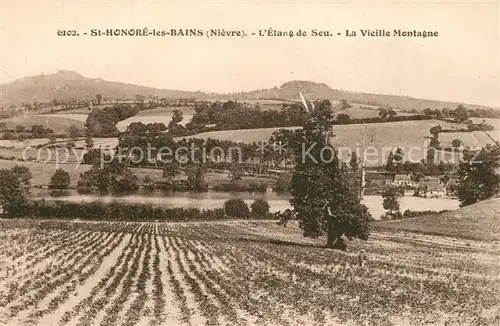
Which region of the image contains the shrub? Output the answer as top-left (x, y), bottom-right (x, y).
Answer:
top-left (49, 190), bottom-right (70, 197)
top-left (49, 169), bottom-right (71, 191)
top-left (273, 173), bottom-right (291, 193)
top-left (143, 183), bottom-right (155, 194)
top-left (212, 182), bottom-right (267, 192)
top-left (82, 149), bottom-right (104, 165)
top-left (380, 211), bottom-right (403, 220)
top-left (275, 209), bottom-right (295, 227)
top-left (13, 200), bottom-right (227, 221)
top-left (251, 199), bottom-right (270, 217)
top-left (224, 198), bottom-right (249, 218)
top-left (76, 186), bottom-right (94, 194)
top-left (403, 209), bottom-right (449, 218)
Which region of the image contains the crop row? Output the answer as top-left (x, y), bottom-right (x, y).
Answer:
top-left (0, 220), bottom-right (497, 326)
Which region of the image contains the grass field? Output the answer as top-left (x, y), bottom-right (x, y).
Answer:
top-left (333, 105), bottom-right (416, 119)
top-left (0, 212), bottom-right (498, 326)
top-left (0, 138), bottom-right (54, 148)
top-left (0, 160), bottom-right (164, 187)
top-left (468, 118), bottom-right (500, 142)
top-left (374, 197), bottom-right (500, 241)
top-left (486, 130), bottom-right (500, 142)
top-left (44, 104), bottom-right (109, 115)
top-left (470, 118), bottom-right (500, 129)
top-left (44, 105), bottom-right (196, 130)
top-left (41, 105), bottom-right (195, 133)
top-left (0, 146), bottom-right (85, 162)
top-left (116, 114), bottom-right (193, 132)
top-left (184, 120), bottom-right (470, 166)
top-left (1, 115), bottom-right (85, 134)
top-left (0, 160), bottom-right (91, 187)
top-left (136, 106), bottom-right (196, 116)
top-left (439, 131), bottom-right (498, 148)
top-left (0, 160), bottom-right (171, 187)
top-left (0, 159), bottom-right (274, 188)
top-left (67, 137), bottom-right (119, 149)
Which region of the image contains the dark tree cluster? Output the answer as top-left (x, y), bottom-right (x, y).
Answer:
top-left (181, 100), bottom-right (437, 136)
top-left (77, 159), bottom-right (139, 195)
top-left (185, 100), bottom-right (308, 134)
top-left (385, 147), bottom-right (456, 177)
top-left (85, 104), bottom-right (139, 137)
top-left (456, 144), bottom-right (500, 206)
top-left (424, 104), bottom-right (500, 122)
top-left (13, 200), bottom-right (226, 221)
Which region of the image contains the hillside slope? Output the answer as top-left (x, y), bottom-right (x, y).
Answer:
top-left (181, 120), bottom-right (478, 166)
top-left (1, 71), bottom-right (497, 111)
top-left (0, 70), bottom-right (207, 107)
top-left (219, 80), bottom-right (497, 111)
top-left (374, 198), bottom-right (500, 241)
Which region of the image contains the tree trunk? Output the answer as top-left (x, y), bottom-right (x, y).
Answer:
top-left (326, 219), bottom-right (346, 250)
top-left (326, 219), bottom-right (337, 248)
top-left (326, 232), bottom-right (336, 248)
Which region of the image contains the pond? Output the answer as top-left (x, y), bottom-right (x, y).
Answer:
top-left (30, 189), bottom-right (459, 219)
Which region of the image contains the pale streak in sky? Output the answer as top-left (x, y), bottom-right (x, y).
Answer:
top-left (0, 1), bottom-right (498, 107)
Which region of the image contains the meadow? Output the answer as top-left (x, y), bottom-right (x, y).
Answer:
top-left (0, 159), bottom-right (275, 188)
top-left (183, 120), bottom-right (468, 165)
top-left (2, 115), bottom-right (85, 133)
top-left (44, 104), bottom-right (111, 115)
top-left (332, 105), bottom-right (415, 119)
top-left (486, 130), bottom-right (500, 142)
top-left (0, 213), bottom-right (498, 326)
top-left (135, 106), bottom-right (196, 116)
top-left (113, 106), bottom-right (196, 132)
top-left (439, 131), bottom-right (497, 148)
top-left (0, 160), bottom-right (163, 188)
top-left (469, 118), bottom-right (500, 142)
top-left (375, 197), bottom-right (500, 241)
top-left (469, 118), bottom-right (500, 128)
top-left (116, 115), bottom-right (193, 132)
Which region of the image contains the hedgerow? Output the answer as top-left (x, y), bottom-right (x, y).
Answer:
top-left (6, 200), bottom-right (227, 221)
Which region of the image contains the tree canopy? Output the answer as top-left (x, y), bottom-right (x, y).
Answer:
top-left (289, 100), bottom-right (372, 249)
top-left (382, 186), bottom-right (401, 219)
top-left (456, 144), bottom-right (500, 206)
top-left (0, 169), bottom-right (28, 215)
top-left (11, 165), bottom-right (32, 188)
top-left (49, 169), bottom-right (71, 190)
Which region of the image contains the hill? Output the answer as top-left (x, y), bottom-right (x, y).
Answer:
top-left (1, 71), bottom-right (497, 112)
top-left (222, 80), bottom-right (497, 111)
top-left (374, 198), bottom-right (500, 241)
top-left (0, 70), bottom-right (207, 108)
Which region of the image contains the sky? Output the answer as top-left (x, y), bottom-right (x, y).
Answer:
top-left (0, 1), bottom-right (499, 107)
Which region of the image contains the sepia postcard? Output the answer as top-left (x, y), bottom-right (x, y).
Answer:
top-left (0, 1), bottom-right (499, 325)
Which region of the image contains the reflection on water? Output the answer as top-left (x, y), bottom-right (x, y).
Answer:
top-left (30, 189), bottom-right (459, 219)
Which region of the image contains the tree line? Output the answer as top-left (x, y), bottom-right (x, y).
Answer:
top-left (9, 199), bottom-right (266, 220)
top-left (85, 104), bottom-right (139, 137)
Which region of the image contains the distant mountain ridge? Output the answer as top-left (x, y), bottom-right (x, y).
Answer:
top-left (0, 70), bottom-right (497, 111)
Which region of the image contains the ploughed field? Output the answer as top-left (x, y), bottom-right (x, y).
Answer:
top-left (0, 220), bottom-right (498, 326)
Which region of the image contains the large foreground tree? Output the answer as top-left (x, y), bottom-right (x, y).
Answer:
top-left (289, 100), bottom-right (372, 250)
top-left (456, 144), bottom-right (500, 206)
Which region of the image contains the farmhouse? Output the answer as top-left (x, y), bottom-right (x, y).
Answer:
top-left (362, 171), bottom-right (394, 195)
top-left (419, 177), bottom-right (446, 198)
top-left (391, 174), bottom-right (416, 188)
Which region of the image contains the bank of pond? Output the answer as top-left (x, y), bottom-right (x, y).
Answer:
top-left (26, 189), bottom-right (460, 220)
